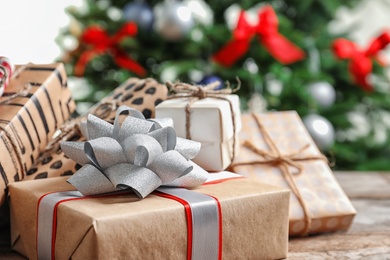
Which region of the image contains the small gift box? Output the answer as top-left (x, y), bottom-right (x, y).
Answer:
top-left (155, 81), bottom-right (241, 172)
top-left (0, 63), bottom-right (75, 206)
top-left (9, 106), bottom-right (290, 259)
top-left (230, 112), bottom-right (356, 236)
top-left (24, 77), bottom-right (168, 181)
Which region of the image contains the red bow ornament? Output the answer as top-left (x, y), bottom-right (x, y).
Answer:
top-left (75, 22), bottom-right (146, 77)
top-left (212, 5), bottom-right (305, 67)
top-left (332, 31), bottom-right (390, 92)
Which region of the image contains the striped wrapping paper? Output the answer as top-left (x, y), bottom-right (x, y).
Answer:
top-left (0, 63), bottom-right (75, 206)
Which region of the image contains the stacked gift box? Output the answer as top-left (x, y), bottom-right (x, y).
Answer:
top-left (1, 66), bottom-right (356, 259)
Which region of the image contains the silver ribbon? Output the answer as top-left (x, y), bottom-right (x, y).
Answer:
top-left (37, 185), bottom-right (224, 260)
top-left (60, 106), bottom-right (208, 198)
top-left (37, 190), bottom-right (83, 260)
top-left (157, 187), bottom-right (221, 260)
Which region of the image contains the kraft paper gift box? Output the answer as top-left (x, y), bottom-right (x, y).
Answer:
top-left (230, 112), bottom-right (356, 236)
top-left (24, 77), bottom-right (168, 181)
top-left (0, 63), bottom-right (75, 206)
top-left (9, 175), bottom-right (290, 260)
top-left (155, 94), bottom-right (241, 172)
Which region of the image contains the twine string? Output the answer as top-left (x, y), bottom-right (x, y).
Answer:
top-left (166, 78), bottom-right (240, 161)
top-left (38, 100), bottom-right (119, 161)
top-left (231, 113), bottom-right (328, 236)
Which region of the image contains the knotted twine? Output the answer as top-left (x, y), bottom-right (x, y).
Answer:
top-left (0, 63), bottom-right (33, 179)
top-left (165, 79), bottom-right (240, 162)
top-left (230, 113), bottom-right (328, 236)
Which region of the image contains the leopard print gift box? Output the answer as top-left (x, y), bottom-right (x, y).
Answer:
top-left (24, 77), bottom-right (168, 180)
top-left (229, 112), bottom-right (356, 236)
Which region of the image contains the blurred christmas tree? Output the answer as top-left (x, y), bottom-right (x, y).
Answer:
top-left (57, 0), bottom-right (390, 170)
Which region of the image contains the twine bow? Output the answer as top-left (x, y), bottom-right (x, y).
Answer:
top-left (231, 113), bottom-right (328, 236)
top-left (74, 22), bottom-right (146, 77)
top-left (166, 79), bottom-right (240, 162)
top-left (61, 106), bottom-right (208, 198)
top-left (213, 5), bottom-right (305, 67)
top-left (332, 31), bottom-right (390, 92)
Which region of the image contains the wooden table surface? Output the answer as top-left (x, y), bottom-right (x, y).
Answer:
top-left (289, 171), bottom-right (390, 259)
top-left (1, 171), bottom-right (390, 259)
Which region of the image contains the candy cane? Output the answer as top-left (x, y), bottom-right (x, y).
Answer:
top-left (0, 56), bottom-right (14, 96)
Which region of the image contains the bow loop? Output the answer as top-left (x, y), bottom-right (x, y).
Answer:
top-left (71, 164), bottom-right (116, 196)
top-left (147, 126), bottom-right (177, 152)
top-left (233, 11), bottom-right (256, 40)
top-left (84, 137), bottom-right (127, 170)
top-left (111, 22), bottom-right (138, 44)
top-left (256, 5), bottom-right (278, 35)
top-left (332, 30), bottom-right (390, 91)
top-left (175, 137), bottom-right (201, 159)
top-left (117, 116), bottom-right (155, 143)
top-left (87, 114), bottom-right (114, 140)
top-left (75, 22), bottom-right (146, 77)
top-left (365, 31), bottom-right (390, 56)
top-left (60, 141), bottom-right (90, 166)
top-left (105, 163), bottom-right (162, 198)
top-left (243, 140), bottom-right (303, 174)
top-left (61, 105), bottom-right (208, 198)
top-left (121, 134), bottom-right (163, 166)
top-left (213, 5), bottom-right (305, 67)
top-left (332, 39), bottom-right (358, 59)
top-left (81, 26), bottom-right (110, 47)
top-left (148, 150), bottom-right (194, 183)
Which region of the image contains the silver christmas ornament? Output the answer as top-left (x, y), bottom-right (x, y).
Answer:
top-left (303, 114), bottom-right (335, 151)
top-left (184, 0), bottom-right (213, 25)
top-left (308, 81), bottom-right (336, 109)
top-left (123, 1), bottom-right (154, 31)
top-left (154, 0), bottom-right (194, 41)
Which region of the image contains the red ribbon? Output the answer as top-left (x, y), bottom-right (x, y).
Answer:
top-left (212, 5), bottom-right (305, 67)
top-left (75, 22), bottom-right (146, 77)
top-left (332, 31), bottom-right (390, 92)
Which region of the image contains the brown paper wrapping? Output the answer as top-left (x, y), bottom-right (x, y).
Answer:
top-left (24, 77), bottom-right (168, 181)
top-left (230, 112), bottom-right (356, 236)
top-left (0, 63), bottom-right (75, 205)
top-left (9, 176), bottom-right (289, 260)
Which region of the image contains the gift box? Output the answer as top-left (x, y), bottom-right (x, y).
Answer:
top-left (0, 63), bottom-right (75, 206)
top-left (229, 112), bottom-right (356, 236)
top-left (9, 175), bottom-right (290, 260)
top-left (24, 77), bottom-right (168, 181)
top-left (155, 94), bottom-right (241, 172)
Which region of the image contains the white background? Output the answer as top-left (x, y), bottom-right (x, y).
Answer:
top-left (0, 0), bottom-right (82, 64)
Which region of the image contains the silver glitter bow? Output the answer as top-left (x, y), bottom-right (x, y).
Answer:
top-left (60, 106), bottom-right (208, 198)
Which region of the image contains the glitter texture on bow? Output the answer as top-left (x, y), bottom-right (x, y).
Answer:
top-left (60, 106), bottom-right (208, 198)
